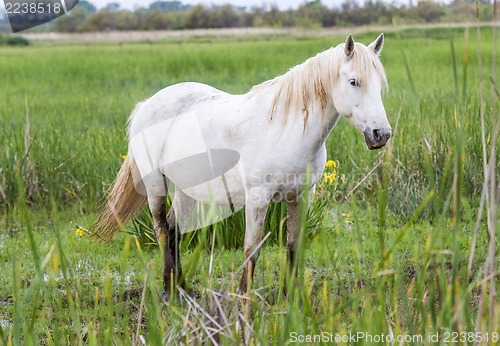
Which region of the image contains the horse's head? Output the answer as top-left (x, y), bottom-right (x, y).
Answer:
top-left (333, 34), bottom-right (391, 150)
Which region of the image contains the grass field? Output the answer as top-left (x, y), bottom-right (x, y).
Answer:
top-left (0, 25), bottom-right (499, 344)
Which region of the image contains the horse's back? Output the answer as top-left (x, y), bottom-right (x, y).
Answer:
top-left (128, 82), bottom-right (231, 137)
top-left (127, 82), bottom-right (247, 202)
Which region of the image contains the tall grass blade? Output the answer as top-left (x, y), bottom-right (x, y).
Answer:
top-left (450, 36), bottom-right (459, 98)
top-left (401, 49), bottom-right (417, 96)
top-left (452, 105), bottom-right (464, 226)
top-left (462, 27), bottom-right (469, 99)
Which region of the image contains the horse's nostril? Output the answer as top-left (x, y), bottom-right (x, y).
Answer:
top-left (373, 129), bottom-right (381, 141)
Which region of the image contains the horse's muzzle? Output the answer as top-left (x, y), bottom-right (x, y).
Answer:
top-left (363, 127), bottom-right (392, 150)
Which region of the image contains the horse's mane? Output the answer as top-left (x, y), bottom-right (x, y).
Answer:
top-left (249, 42), bottom-right (387, 130)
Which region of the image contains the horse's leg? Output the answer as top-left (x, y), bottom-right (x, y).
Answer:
top-left (238, 201), bottom-right (269, 295)
top-left (148, 196), bottom-right (177, 299)
top-left (166, 207), bottom-right (183, 287)
top-left (170, 190), bottom-right (200, 297)
top-left (237, 199), bottom-right (269, 340)
top-left (285, 201), bottom-right (299, 292)
top-left (285, 185), bottom-right (314, 294)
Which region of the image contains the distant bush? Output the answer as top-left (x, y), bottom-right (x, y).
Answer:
top-left (0, 34), bottom-right (30, 46)
top-left (46, 0), bottom-right (495, 32)
top-left (7, 35), bottom-right (30, 46)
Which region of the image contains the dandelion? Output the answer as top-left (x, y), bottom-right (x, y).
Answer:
top-left (325, 160), bottom-right (337, 168)
top-left (324, 173), bottom-right (336, 184)
top-left (122, 155), bottom-right (127, 160)
top-left (75, 227), bottom-right (84, 237)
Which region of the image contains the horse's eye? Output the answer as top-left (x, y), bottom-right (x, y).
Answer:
top-left (349, 78), bottom-right (358, 87)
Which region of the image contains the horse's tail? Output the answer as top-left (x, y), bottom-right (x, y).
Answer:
top-left (90, 152), bottom-right (147, 241)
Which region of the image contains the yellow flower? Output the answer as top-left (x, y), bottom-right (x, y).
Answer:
top-left (341, 211), bottom-right (351, 218)
top-left (324, 173), bottom-right (336, 184)
top-left (121, 155), bottom-right (127, 160)
top-left (325, 160), bottom-right (336, 168)
top-left (75, 227), bottom-right (84, 237)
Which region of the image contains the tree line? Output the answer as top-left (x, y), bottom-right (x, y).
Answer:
top-left (51, 0), bottom-right (493, 32)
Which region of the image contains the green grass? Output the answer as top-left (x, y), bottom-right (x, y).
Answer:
top-left (0, 26), bottom-right (499, 344)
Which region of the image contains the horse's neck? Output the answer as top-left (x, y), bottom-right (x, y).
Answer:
top-left (261, 97), bottom-right (340, 159)
top-left (265, 80), bottom-right (339, 151)
top-left (301, 104), bottom-right (340, 151)
top-left (245, 48), bottom-right (341, 147)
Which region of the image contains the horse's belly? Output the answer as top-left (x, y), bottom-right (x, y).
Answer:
top-left (164, 152), bottom-right (247, 206)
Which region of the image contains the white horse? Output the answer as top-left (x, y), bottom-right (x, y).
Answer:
top-left (91, 34), bottom-right (391, 297)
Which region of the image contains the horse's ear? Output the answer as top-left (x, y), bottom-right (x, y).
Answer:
top-left (344, 34), bottom-right (355, 59)
top-left (369, 33), bottom-right (384, 56)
